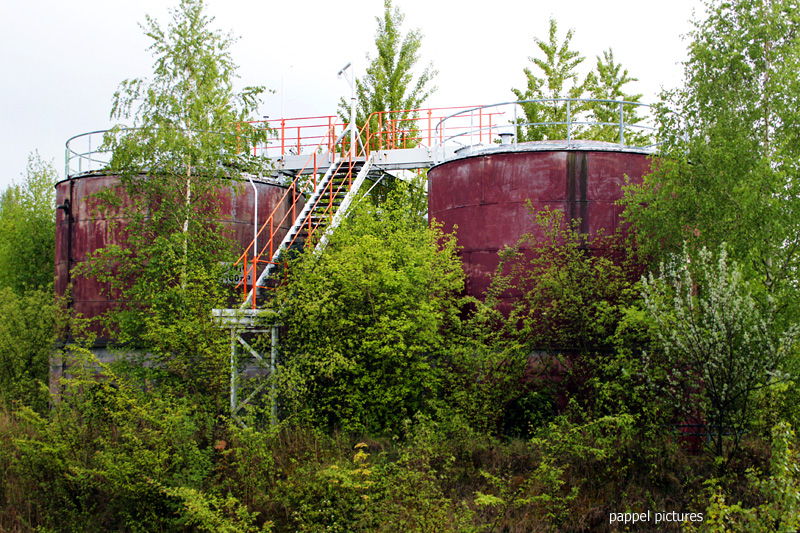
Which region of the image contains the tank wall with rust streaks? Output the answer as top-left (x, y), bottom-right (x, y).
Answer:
top-left (428, 149), bottom-right (651, 302)
top-left (55, 173), bottom-right (300, 341)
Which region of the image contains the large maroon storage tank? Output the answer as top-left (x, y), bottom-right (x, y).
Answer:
top-left (54, 172), bottom-right (299, 342)
top-left (428, 141), bottom-right (651, 302)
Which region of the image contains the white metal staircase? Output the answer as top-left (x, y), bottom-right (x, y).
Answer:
top-left (242, 153), bottom-right (375, 305)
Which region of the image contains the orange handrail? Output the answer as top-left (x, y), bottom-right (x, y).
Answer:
top-left (235, 118), bottom-right (372, 303)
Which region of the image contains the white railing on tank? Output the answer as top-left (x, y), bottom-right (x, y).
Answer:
top-left (65, 130), bottom-right (116, 178)
top-left (433, 98), bottom-right (658, 164)
top-left (65, 128), bottom-right (273, 179)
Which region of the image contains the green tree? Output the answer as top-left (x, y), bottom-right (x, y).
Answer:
top-left (621, 0), bottom-right (800, 316)
top-left (0, 287), bottom-right (55, 411)
top-left (104, 0), bottom-right (267, 285)
top-left (584, 49), bottom-right (647, 144)
top-left (0, 153), bottom-right (57, 411)
top-left (338, 0), bottom-right (437, 151)
top-left (0, 152), bottom-right (56, 294)
top-left (511, 18), bottom-right (585, 142)
top-left (512, 20), bottom-right (648, 145)
top-left (277, 181), bottom-right (463, 434)
top-left (85, 0), bottom-right (267, 410)
top-left (641, 245), bottom-right (799, 463)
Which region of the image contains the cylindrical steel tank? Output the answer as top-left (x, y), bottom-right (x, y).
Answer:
top-left (428, 141), bottom-right (651, 303)
top-left (54, 172), bottom-right (299, 341)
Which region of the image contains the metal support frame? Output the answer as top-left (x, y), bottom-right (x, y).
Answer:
top-left (213, 309), bottom-right (279, 426)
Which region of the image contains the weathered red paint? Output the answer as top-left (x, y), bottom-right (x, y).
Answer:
top-left (428, 146), bottom-right (651, 302)
top-left (55, 173), bottom-right (299, 341)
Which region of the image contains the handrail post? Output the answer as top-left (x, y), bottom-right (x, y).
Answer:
top-left (619, 101), bottom-right (625, 145)
top-left (470, 110), bottom-right (474, 148)
top-left (513, 104), bottom-right (518, 145)
top-left (566, 99), bottom-right (572, 146)
top-left (428, 109), bottom-right (432, 147)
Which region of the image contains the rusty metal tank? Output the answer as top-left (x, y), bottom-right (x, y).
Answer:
top-left (428, 141), bottom-right (651, 303)
top-left (54, 172), bottom-right (299, 342)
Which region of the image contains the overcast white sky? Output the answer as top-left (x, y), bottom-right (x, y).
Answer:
top-left (0, 0), bottom-right (702, 190)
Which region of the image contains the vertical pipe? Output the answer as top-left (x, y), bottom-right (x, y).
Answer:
top-left (246, 175), bottom-right (258, 309)
top-left (619, 101), bottom-right (625, 145)
top-left (230, 328), bottom-right (237, 415)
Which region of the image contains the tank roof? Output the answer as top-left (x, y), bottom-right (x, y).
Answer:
top-left (449, 139), bottom-right (655, 160)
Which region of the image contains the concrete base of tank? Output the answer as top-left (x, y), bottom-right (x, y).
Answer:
top-left (50, 338), bottom-right (273, 404)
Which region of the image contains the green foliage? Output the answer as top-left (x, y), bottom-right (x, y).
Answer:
top-left (0, 152), bottom-right (56, 294)
top-left (0, 153), bottom-right (57, 412)
top-left (584, 49), bottom-right (648, 144)
top-left (474, 409), bottom-right (643, 532)
top-left (107, 0), bottom-right (268, 182)
top-left (511, 18), bottom-right (585, 142)
top-left (0, 287), bottom-right (54, 412)
top-left (621, 0), bottom-right (800, 316)
top-left (163, 486), bottom-right (270, 532)
top-left (277, 181), bottom-right (463, 434)
top-left (641, 245), bottom-right (799, 462)
top-left (441, 346), bottom-right (529, 436)
top-left (81, 0), bottom-right (266, 411)
top-left (689, 423), bottom-right (800, 532)
top-left (1, 347), bottom-right (267, 532)
top-left (339, 0), bottom-right (436, 149)
top-left (512, 19), bottom-right (645, 144)
top-left (492, 208), bottom-right (650, 420)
